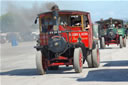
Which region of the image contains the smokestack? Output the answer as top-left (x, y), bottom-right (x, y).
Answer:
top-left (51, 5), bottom-right (59, 11)
top-left (51, 5), bottom-right (59, 31)
top-left (109, 17), bottom-right (113, 25)
top-left (100, 18), bottom-right (103, 22)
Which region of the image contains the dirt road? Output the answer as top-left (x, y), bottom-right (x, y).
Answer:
top-left (0, 40), bottom-right (128, 85)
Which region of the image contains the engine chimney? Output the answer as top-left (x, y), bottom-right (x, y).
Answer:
top-left (51, 5), bottom-right (59, 31)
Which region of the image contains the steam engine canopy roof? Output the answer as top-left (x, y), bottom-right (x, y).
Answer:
top-left (38, 10), bottom-right (90, 17)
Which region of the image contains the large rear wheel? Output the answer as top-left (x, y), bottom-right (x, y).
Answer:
top-left (86, 44), bottom-right (100, 68)
top-left (91, 44), bottom-right (100, 67)
top-left (101, 37), bottom-right (105, 49)
top-left (73, 47), bottom-right (83, 73)
top-left (36, 51), bottom-right (46, 75)
top-left (123, 36), bottom-right (126, 47)
top-left (119, 36), bottom-right (123, 48)
top-left (86, 53), bottom-right (93, 68)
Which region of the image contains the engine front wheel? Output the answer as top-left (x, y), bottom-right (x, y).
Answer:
top-left (36, 51), bottom-right (46, 75)
top-left (73, 47), bottom-right (83, 73)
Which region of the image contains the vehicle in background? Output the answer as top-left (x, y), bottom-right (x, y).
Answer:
top-left (125, 24), bottom-right (128, 38)
top-left (0, 33), bottom-right (7, 44)
top-left (96, 18), bottom-right (126, 48)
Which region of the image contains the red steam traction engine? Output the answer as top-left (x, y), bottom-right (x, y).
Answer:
top-left (34, 5), bottom-right (100, 75)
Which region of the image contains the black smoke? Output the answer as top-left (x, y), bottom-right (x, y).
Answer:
top-left (0, 1), bottom-right (57, 42)
top-left (1, 1), bottom-right (57, 32)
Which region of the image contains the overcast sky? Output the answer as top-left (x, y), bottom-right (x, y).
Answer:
top-left (0, 0), bottom-right (128, 21)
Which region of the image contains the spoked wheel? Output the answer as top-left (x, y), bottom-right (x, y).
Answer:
top-left (86, 44), bottom-right (100, 68)
top-left (73, 47), bottom-right (83, 73)
top-left (119, 36), bottom-right (123, 48)
top-left (36, 51), bottom-right (46, 75)
top-left (100, 37), bottom-right (105, 49)
top-left (123, 36), bottom-right (126, 47)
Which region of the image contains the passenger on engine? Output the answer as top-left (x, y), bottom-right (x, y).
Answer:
top-left (115, 22), bottom-right (119, 29)
top-left (118, 23), bottom-right (122, 28)
top-left (71, 18), bottom-right (81, 26)
top-left (71, 15), bottom-right (81, 26)
top-left (75, 21), bottom-right (81, 26)
top-left (85, 21), bottom-right (90, 29)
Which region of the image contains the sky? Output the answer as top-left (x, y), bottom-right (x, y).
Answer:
top-left (0, 0), bottom-right (128, 22)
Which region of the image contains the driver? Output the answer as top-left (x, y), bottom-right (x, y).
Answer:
top-left (75, 21), bottom-right (81, 26)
